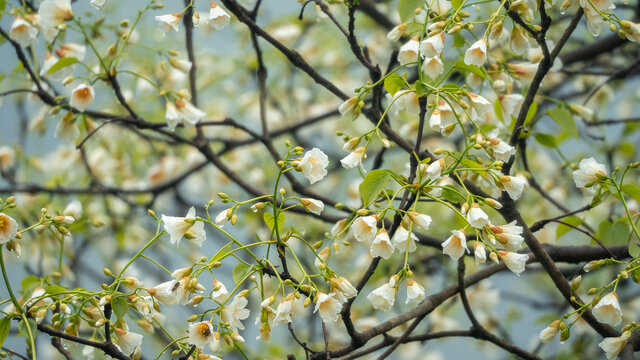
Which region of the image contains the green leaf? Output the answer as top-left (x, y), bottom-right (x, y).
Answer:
top-left (45, 285), bottom-right (67, 295)
top-left (46, 57), bottom-right (78, 75)
top-left (359, 169), bottom-right (392, 206)
top-left (384, 73), bottom-right (405, 96)
top-left (398, 0), bottom-right (423, 22)
top-left (21, 275), bottom-right (40, 296)
top-left (629, 243), bottom-right (640, 258)
top-left (556, 216), bottom-right (583, 240)
top-left (451, 0), bottom-right (463, 10)
top-left (263, 212), bottom-right (285, 231)
top-left (441, 185), bottom-right (463, 204)
top-left (621, 184), bottom-right (640, 205)
top-left (0, 317), bottom-right (10, 349)
top-left (598, 220), bottom-right (631, 245)
top-left (17, 318), bottom-right (37, 349)
top-left (210, 242), bottom-right (234, 264)
top-left (494, 98), bottom-right (503, 122)
top-left (0, 0), bottom-right (5, 21)
top-left (524, 100), bottom-right (537, 126)
top-left (452, 34), bottom-right (465, 48)
top-left (415, 80), bottom-right (430, 97)
top-left (110, 296), bottom-right (128, 320)
top-left (233, 263), bottom-right (250, 284)
top-left (548, 108), bottom-right (578, 138)
top-left (454, 60), bottom-right (486, 79)
top-left (534, 133), bottom-right (557, 148)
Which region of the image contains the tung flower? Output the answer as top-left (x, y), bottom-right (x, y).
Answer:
top-left (572, 157), bottom-right (607, 189)
top-left (155, 13), bottom-right (182, 36)
top-left (370, 229), bottom-right (394, 259)
top-left (592, 292), bottom-right (622, 326)
top-left (406, 279), bottom-right (425, 304)
top-left (367, 277), bottom-right (397, 311)
top-left (442, 229), bottom-right (468, 260)
top-left (464, 39), bottom-right (487, 67)
top-left (599, 331), bottom-right (631, 360)
top-left (330, 277), bottom-right (358, 304)
top-left (0, 213), bottom-right (18, 244)
top-left (69, 84), bottom-right (95, 112)
top-left (422, 56), bottom-right (444, 79)
top-left (115, 328), bottom-right (143, 355)
top-left (391, 227), bottom-right (417, 253)
top-left (338, 96), bottom-right (364, 120)
top-left (492, 221), bottom-right (524, 250)
top-left (314, 292), bottom-right (342, 322)
top-left (298, 148), bottom-right (329, 184)
top-left (38, 0), bottom-right (74, 42)
top-left (221, 295), bottom-right (250, 331)
top-left (420, 33), bottom-right (445, 58)
top-left (341, 147), bottom-right (366, 169)
top-left (398, 37), bottom-right (420, 65)
top-left (500, 174), bottom-right (527, 200)
top-left (188, 321), bottom-right (214, 348)
top-left (498, 251), bottom-right (529, 276)
top-left (300, 198), bottom-right (324, 215)
top-left (466, 203), bottom-right (489, 229)
top-left (10, 17), bottom-right (38, 47)
top-left (208, 2), bottom-right (231, 30)
top-left (351, 215), bottom-right (378, 242)
top-left (473, 241), bottom-right (486, 264)
top-left (161, 207), bottom-right (206, 246)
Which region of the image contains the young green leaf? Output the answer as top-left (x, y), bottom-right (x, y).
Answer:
top-left (359, 169), bottom-right (392, 206)
top-left (47, 57), bottom-right (79, 75)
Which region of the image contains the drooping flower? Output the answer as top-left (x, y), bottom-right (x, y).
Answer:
top-left (314, 292), bottom-right (342, 322)
top-left (212, 280), bottom-right (229, 303)
top-left (391, 227), bottom-right (417, 253)
top-left (63, 200), bottom-right (83, 220)
top-left (592, 292), bottom-right (622, 326)
top-left (387, 23), bottom-right (407, 41)
top-left (273, 296), bottom-right (294, 325)
top-left (55, 43), bottom-right (86, 61)
top-left (407, 212), bottom-right (432, 230)
top-left (0, 147), bottom-right (15, 170)
top-left (38, 0), bottom-right (74, 42)
top-left (405, 279), bottom-right (425, 304)
top-left (580, 0), bottom-right (615, 36)
top-left (499, 94), bottom-right (524, 120)
top-left (297, 148), bottom-right (329, 184)
top-left (429, 100), bottom-right (457, 131)
top-left (9, 17), bottom-right (38, 47)
top-left (161, 207), bottom-right (206, 246)
top-left (539, 320), bottom-right (561, 344)
top-left (300, 198), bottom-right (324, 215)
top-left (599, 331), bottom-right (631, 360)
top-left (442, 229), bottom-right (468, 260)
top-left (168, 57), bottom-right (193, 74)
top-left (341, 147), bottom-right (366, 169)
top-left (338, 96), bottom-right (364, 120)
top-left (473, 241), bottom-right (486, 264)
top-left (221, 295), bottom-right (251, 331)
top-left (422, 56), bottom-right (444, 79)
top-left (487, 129), bottom-right (516, 162)
top-left (466, 203), bottom-right (489, 229)
top-left (351, 215), bottom-right (378, 242)
top-left (572, 157), bottom-right (607, 189)
top-left (398, 37), bottom-right (420, 65)
top-left (464, 39), bottom-right (487, 67)
top-left (175, 98), bottom-right (206, 125)
top-left (492, 221), bottom-right (524, 251)
top-left (498, 251), bottom-right (529, 276)
top-left (509, 26), bottom-right (530, 55)
top-left (150, 277), bottom-right (190, 305)
top-left (370, 229), bottom-right (394, 259)
top-left (0, 213), bottom-right (18, 244)
top-left (214, 208), bottom-right (232, 228)
top-left (367, 276), bottom-right (397, 311)
top-left (115, 328), bottom-right (143, 355)
top-left (69, 84), bottom-right (95, 112)
top-left (466, 92), bottom-right (492, 116)
top-left (420, 33), bottom-right (445, 58)
top-left (155, 13), bottom-right (182, 36)
top-left (208, 2), bottom-right (231, 30)
top-left (55, 112), bottom-right (79, 141)
top-left (329, 277), bottom-right (358, 304)
top-left (188, 321), bottom-right (214, 349)
top-left (500, 174), bottom-right (527, 200)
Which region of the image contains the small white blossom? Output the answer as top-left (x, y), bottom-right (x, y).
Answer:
top-left (115, 328), bottom-right (143, 355)
top-left (298, 148), bottom-right (329, 184)
top-left (367, 277), bottom-right (397, 311)
top-left (221, 295), bottom-right (251, 331)
top-left (572, 157), bottom-right (607, 189)
top-left (539, 320), bottom-right (560, 344)
top-left (155, 13), bottom-right (182, 36)
top-left (498, 251), bottom-right (529, 276)
top-left (161, 207), bottom-right (206, 246)
top-left (473, 241), bottom-right (486, 264)
top-left (466, 203), bottom-right (489, 229)
top-left (592, 292), bottom-right (622, 326)
top-left (464, 39), bottom-right (487, 67)
top-left (314, 292), bottom-right (342, 322)
top-left (441, 229), bottom-right (468, 260)
top-left (599, 331), bottom-right (631, 360)
top-left (300, 198), bottom-right (324, 215)
top-left (0, 213), bottom-right (19, 244)
top-left (208, 2), bottom-right (231, 30)
top-left (398, 37), bottom-right (420, 65)
top-left (69, 84), bottom-right (95, 112)
top-left (391, 227), bottom-right (417, 253)
top-left (188, 321), bottom-right (214, 349)
top-left (406, 279), bottom-right (425, 304)
top-left (420, 33), bottom-right (445, 57)
top-left (370, 229), bottom-right (394, 259)
top-left (341, 147), bottom-right (366, 169)
top-left (351, 215), bottom-right (378, 242)
top-left (330, 277), bottom-right (358, 304)
top-left (9, 17), bottom-right (38, 47)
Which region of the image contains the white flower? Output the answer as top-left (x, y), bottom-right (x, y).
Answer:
top-left (367, 277), bottom-right (397, 311)
top-left (273, 296), bottom-right (294, 325)
top-left (572, 157), bottom-right (607, 188)
top-left (500, 175), bottom-right (527, 200)
top-left (492, 221), bottom-right (524, 251)
top-left (592, 292), bottom-right (622, 326)
top-left (155, 13), bottom-right (182, 36)
top-left (487, 129), bottom-right (516, 162)
top-left (175, 99), bottom-right (206, 125)
top-left (209, 332), bottom-right (222, 353)
top-left (169, 58), bottom-right (193, 73)
top-left (386, 23), bottom-right (407, 41)
top-left (391, 90), bottom-right (420, 115)
top-left (90, 0), bottom-right (107, 9)
top-left (426, 159), bottom-right (445, 180)
top-left (56, 43), bottom-right (86, 61)
top-left (150, 278), bottom-right (190, 305)
top-left (429, 100), bottom-right (457, 131)
top-left (212, 280), bottom-right (229, 303)
top-left (391, 227), bottom-right (417, 253)
top-left (498, 251), bottom-right (529, 276)
top-left (499, 94), bottom-right (524, 120)
top-left (165, 101), bottom-right (181, 131)
top-left (464, 39), bottom-right (487, 67)
top-left (441, 229), bottom-right (468, 260)
top-left (330, 277), bottom-right (358, 304)
top-left (115, 328), bottom-right (143, 355)
top-left (371, 229), bottom-right (394, 259)
top-left (341, 147), bottom-right (366, 169)
top-left (314, 292), bottom-right (342, 322)
top-left (63, 200), bottom-right (82, 220)
top-left (300, 198), bottom-right (324, 215)
top-left (221, 295), bottom-right (250, 331)
top-left (539, 320), bottom-right (560, 344)
top-left (407, 212), bottom-right (432, 230)
top-left (473, 241), bottom-right (486, 264)
top-left (509, 26), bottom-right (530, 55)
top-left (161, 207), bottom-right (206, 247)
top-left (38, 0), bottom-right (74, 42)
top-left (298, 148), bottom-right (329, 184)
top-left (208, 2), bottom-right (231, 30)
top-left (215, 208), bottom-right (232, 227)
top-left (9, 17), bottom-right (38, 47)
top-left (466, 92), bottom-right (492, 116)
top-left (406, 279), bottom-right (425, 304)
top-left (508, 62), bottom-right (539, 82)
top-left (599, 331), bottom-right (631, 360)
top-left (0, 213), bottom-right (18, 244)
top-left (55, 113), bottom-right (79, 142)
top-left (422, 56), bottom-right (444, 78)
top-left (351, 215), bottom-right (378, 242)
top-left (580, 0), bottom-right (615, 36)
top-left (0, 147), bottom-right (16, 170)
top-left (466, 203), bottom-right (488, 229)
top-left (188, 321), bottom-right (214, 348)
top-left (70, 84), bottom-right (95, 112)
top-left (338, 96), bottom-right (363, 120)
top-left (420, 33), bottom-right (444, 58)
top-left (398, 37), bottom-right (420, 65)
